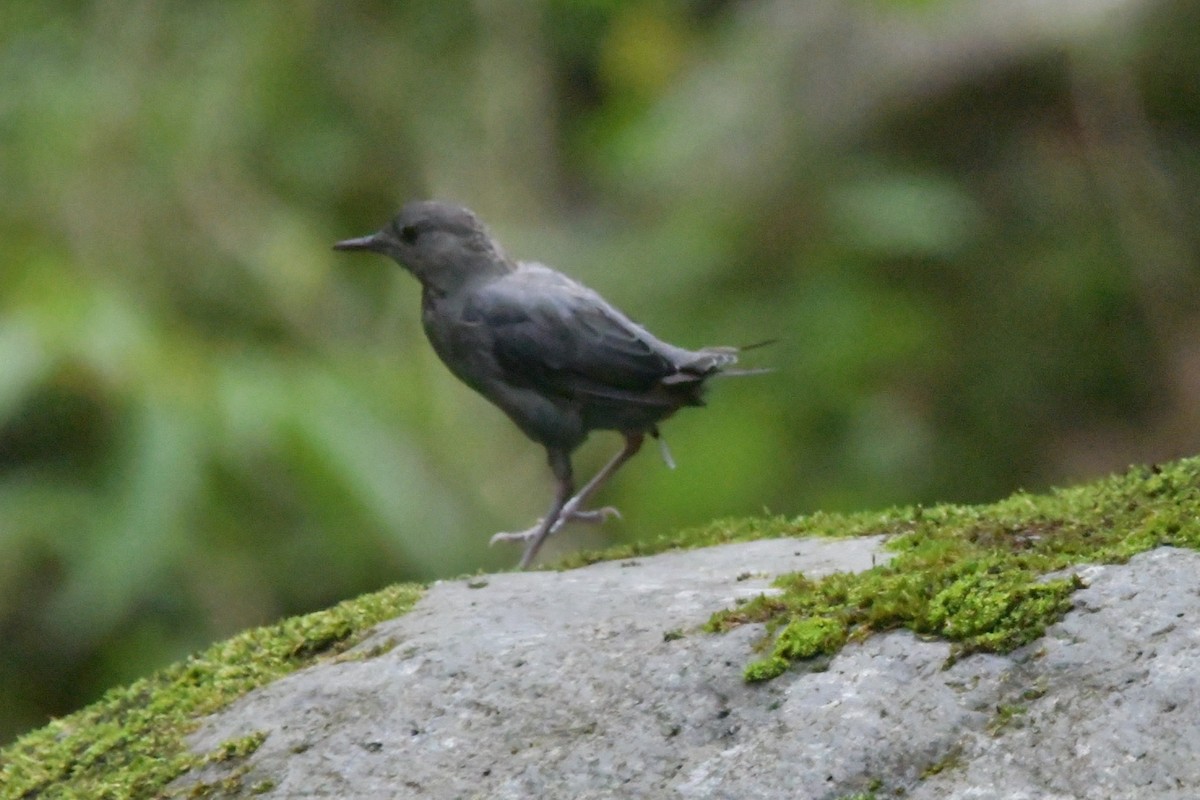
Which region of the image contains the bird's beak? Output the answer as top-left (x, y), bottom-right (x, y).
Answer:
top-left (332, 232), bottom-right (385, 253)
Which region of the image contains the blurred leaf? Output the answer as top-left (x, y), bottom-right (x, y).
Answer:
top-left (43, 397), bottom-right (203, 649)
top-left (0, 318), bottom-right (48, 423)
top-left (827, 172), bottom-right (982, 257)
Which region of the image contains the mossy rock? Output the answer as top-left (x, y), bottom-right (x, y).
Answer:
top-left (3, 456), bottom-right (1199, 799)
top-left (700, 458), bottom-right (1200, 681)
top-left (0, 585), bottom-right (423, 799)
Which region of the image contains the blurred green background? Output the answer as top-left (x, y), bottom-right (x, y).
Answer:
top-left (2, 0), bottom-right (1199, 743)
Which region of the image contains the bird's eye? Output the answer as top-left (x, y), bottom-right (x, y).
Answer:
top-left (399, 225), bottom-right (419, 244)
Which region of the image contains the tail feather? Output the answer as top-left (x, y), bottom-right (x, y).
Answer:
top-left (671, 338), bottom-right (774, 379)
top-left (709, 366), bottom-right (773, 378)
top-left (736, 338), bottom-right (778, 351)
top-left (689, 346), bottom-right (739, 372)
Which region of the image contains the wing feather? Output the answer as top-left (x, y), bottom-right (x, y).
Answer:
top-left (464, 268), bottom-right (677, 399)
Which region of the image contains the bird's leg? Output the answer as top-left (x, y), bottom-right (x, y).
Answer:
top-left (514, 449), bottom-right (574, 570)
top-left (554, 432), bottom-right (643, 527)
top-left (561, 507), bottom-right (620, 524)
top-left (491, 433), bottom-right (645, 562)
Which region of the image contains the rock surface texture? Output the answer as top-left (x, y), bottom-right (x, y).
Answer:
top-left (182, 542), bottom-right (1200, 799)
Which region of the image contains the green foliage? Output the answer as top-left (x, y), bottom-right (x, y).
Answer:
top-left (3, 0), bottom-right (1200, 744)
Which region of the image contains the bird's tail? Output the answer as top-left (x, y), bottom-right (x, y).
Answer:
top-left (678, 339), bottom-right (775, 379)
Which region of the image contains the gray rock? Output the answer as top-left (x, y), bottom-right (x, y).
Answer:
top-left (908, 547), bottom-right (1200, 800)
top-left (181, 543), bottom-right (1200, 799)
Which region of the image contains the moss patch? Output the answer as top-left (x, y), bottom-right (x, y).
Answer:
top-left (701, 459), bottom-right (1200, 680)
top-left (556, 458), bottom-right (1200, 681)
top-left (0, 582), bottom-right (422, 800)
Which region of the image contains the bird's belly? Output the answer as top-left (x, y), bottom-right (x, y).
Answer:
top-left (580, 400), bottom-right (676, 434)
top-left (422, 313), bottom-right (587, 451)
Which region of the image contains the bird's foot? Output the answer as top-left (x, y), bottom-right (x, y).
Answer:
top-left (489, 505), bottom-right (621, 545)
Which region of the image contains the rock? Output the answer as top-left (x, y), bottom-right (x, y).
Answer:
top-left (180, 542), bottom-right (1200, 799)
top-left (908, 547), bottom-right (1200, 800)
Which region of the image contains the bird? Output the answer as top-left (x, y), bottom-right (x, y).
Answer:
top-left (334, 200), bottom-right (757, 569)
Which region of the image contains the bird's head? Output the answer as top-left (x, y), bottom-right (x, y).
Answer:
top-left (333, 201), bottom-right (511, 292)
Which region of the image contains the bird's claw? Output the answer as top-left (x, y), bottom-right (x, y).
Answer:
top-left (489, 505), bottom-right (622, 546)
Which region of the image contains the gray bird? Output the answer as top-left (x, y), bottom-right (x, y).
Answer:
top-left (334, 201), bottom-right (753, 568)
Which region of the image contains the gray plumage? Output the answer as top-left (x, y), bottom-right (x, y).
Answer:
top-left (334, 200), bottom-right (746, 568)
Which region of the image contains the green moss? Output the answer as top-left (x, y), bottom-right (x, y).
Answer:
top-left (774, 616), bottom-right (847, 658)
top-left (209, 731), bottom-right (268, 762)
top-left (921, 745), bottom-right (964, 777)
top-left (834, 782), bottom-right (882, 800)
top-left (0, 582), bottom-right (422, 800)
top-left (744, 656), bottom-right (791, 683)
top-left (745, 616), bottom-right (846, 682)
top-left (558, 458), bottom-right (1200, 680)
top-left (987, 704), bottom-right (1027, 736)
top-left (707, 458), bottom-right (1200, 679)
top-left (182, 731), bottom-right (269, 798)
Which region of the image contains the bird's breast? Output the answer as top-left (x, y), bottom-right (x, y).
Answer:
top-left (422, 294), bottom-right (487, 377)
top-left (419, 289), bottom-right (586, 450)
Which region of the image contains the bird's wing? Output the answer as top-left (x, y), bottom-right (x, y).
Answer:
top-left (465, 268), bottom-right (678, 399)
